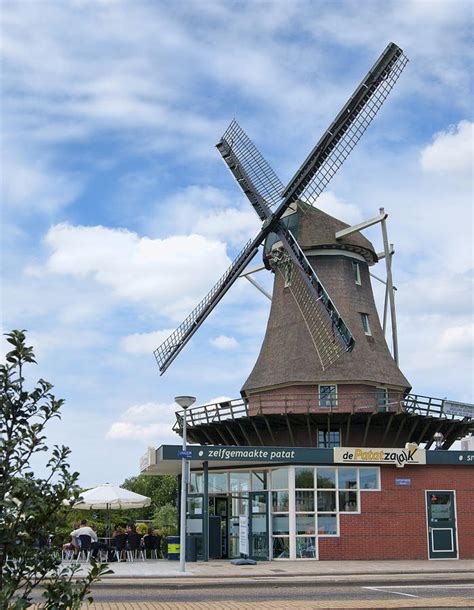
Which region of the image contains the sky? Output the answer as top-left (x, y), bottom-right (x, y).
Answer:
top-left (1, 0), bottom-right (473, 487)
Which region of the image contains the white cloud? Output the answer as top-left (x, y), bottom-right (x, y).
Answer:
top-left (153, 185), bottom-right (261, 246)
top-left (439, 323), bottom-right (474, 353)
top-left (210, 335), bottom-right (239, 350)
top-left (2, 147), bottom-right (82, 214)
top-left (420, 121), bottom-right (473, 174)
top-left (106, 401), bottom-right (180, 444)
top-left (121, 330), bottom-right (175, 355)
top-left (315, 191), bottom-right (363, 225)
top-left (42, 223), bottom-right (231, 320)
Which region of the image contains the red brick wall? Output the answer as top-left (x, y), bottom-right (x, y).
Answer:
top-left (319, 465), bottom-right (474, 560)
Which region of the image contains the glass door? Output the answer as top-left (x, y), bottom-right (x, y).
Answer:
top-left (249, 491), bottom-right (269, 560)
top-left (215, 496), bottom-right (228, 558)
top-left (426, 491), bottom-right (458, 559)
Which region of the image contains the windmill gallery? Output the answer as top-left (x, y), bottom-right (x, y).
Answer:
top-left (140, 43), bottom-right (474, 562)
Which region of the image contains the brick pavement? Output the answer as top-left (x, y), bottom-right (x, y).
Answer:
top-left (89, 598), bottom-right (474, 609)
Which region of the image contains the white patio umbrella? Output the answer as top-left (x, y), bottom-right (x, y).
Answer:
top-left (72, 484), bottom-right (151, 537)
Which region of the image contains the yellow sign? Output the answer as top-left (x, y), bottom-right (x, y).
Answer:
top-left (334, 447), bottom-right (426, 468)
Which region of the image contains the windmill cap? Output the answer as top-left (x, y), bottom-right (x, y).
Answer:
top-left (297, 201), bottom-right (378, 264)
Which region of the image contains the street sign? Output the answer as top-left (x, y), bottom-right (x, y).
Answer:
top-left (178, 450), bottom-right (193, 459)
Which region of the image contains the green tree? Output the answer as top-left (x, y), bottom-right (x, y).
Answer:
top-left (153, 503), bottom-right (178, 536)
top-left (121, 474), bottom-right (177, 519)
top-left (0, 330), bottom-right (111, 609)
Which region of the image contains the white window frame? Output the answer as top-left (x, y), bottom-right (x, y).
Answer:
top-left (319, 384), bottom-right (338, 408)
top-left (352, 261), bottom-right (361, 285)
top-left (360, 313), bottom-right (372, 336)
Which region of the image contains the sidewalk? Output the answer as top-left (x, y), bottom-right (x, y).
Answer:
top-left (71, 558), bottom-right (474, 586)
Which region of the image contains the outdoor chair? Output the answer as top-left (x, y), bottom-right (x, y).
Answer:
top-left (77, 535), bottom-right (92, 562)
top-left (126, 532), bottom-right (144, 562)
top-left (143, 534), bottom-right (160, 560)
top-left (113, 533), bottom-right (127, 562)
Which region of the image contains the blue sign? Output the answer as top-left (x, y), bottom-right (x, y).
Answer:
top-left (395, 478), bottom-right (411, 486)
top-left (178, 450), bottom-right (193, 459)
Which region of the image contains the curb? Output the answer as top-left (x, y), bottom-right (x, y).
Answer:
top-left (96, 568), bottom-right (474, 580)
top-left (90, 575), bottom-right (474, 590)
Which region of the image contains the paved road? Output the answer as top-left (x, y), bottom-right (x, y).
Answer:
top-left (85, 581), bottom-right (474, 608)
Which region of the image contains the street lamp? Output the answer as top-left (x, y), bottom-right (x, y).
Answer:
top-left (175, 395), bottom-right (196, 573)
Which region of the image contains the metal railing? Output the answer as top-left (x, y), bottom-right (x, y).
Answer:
top-left (173, 392), bottom-right (472, 432)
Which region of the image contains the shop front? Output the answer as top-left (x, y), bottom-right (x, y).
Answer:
top-left (140, 444), bottom-right (474, 561)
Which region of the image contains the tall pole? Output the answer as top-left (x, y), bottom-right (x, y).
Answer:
top-left (379, 208), bottom-right (399, 365)
top-left (179, 409), bottom-right (187, 573)
top-left (174, 396), bottom-right (196, 574)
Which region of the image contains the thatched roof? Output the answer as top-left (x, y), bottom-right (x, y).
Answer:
top-left (297, 201), bottom-right (378, 264)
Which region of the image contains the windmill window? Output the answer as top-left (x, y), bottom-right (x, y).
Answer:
top-left (319, 385), bottom-right (337, 408)
top-left (360, 313), bottom-right (371, 336)
top-left (375, 387), bottom-right (388, 412)
top-left (352, 261), bottom-right (361, 285)
top-left (317, 428), bottom-right (341, 448)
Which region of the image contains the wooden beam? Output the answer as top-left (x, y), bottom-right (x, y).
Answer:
top-left (381, 413), bottom-right (395, 445)
top-left (224, 422), bottom-right (240, 445)
top-left (417, 418), bottom-right (433, 445)
top-left (238, 421), bottom-right (253, 445)
top-left (362, 414), bottom-right (373, 446)
top-left (345, 414), bottom-right (352, 446)
top-left (262, 413), bottom-right (276, 444)
top-left (392, 414), bottom-right (407, 447)
top-left (285, 414), bottom-right (296, 447)
top-left (250, 418), bottom-right (265, 446)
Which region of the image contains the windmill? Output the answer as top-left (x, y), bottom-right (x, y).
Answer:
top-left (154, 42), bottom-right (408, 377)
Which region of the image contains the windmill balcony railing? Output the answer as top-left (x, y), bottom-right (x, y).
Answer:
top-left (173, 393), bottom-right (472, 433)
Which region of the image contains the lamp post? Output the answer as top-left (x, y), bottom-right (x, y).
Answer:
top-left (175, 395), bottom-right (196, 573)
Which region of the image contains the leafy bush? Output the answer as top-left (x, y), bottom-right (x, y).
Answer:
top-left (0, 330), bottom-right (111, 609)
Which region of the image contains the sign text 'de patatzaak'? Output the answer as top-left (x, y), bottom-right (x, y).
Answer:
top-left (334, 447), bottom-right (426, 468)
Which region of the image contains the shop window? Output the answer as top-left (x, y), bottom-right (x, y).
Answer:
top-left (318, 514), bottom-right (337, 535)
top-left (352, 261), bottom-right (361, 285)
top-left (361, 313), bottom-right (372, 336)
top-left (317, 490), bottom-right (337, 512)
top-left (272, 491), bottom-right (289, 512)
top-left (338, 468), bottom-right (357, 489)
top-left (187, 496), bottom-right (203, 516)
top-left (296, 514), bottom-right (316, 535)
top-left (359, 468), bottom-right (380, 490)
top-left (296, 536), bottom-right (316, 558)
top-left (251, 471), bottom-right (267, 491)
top-left (317, 467), bottom-right (336, 488)
top-left (272, 514), bottom-right (290, 535)
top-left (339, 490), bottom-right (358, 512)
top-left (230, 471), bottom-right (250, 492)
top-left (295, 467), bottom-right (314, 488)
top-left (231, 495), bottom-right (248, 517)
top-left (271, 467), bottom-right (289, 489)
top-left (295, 490), bottom-right (315, 512)
top-left (209, 472), bottom-right (228, 493)
top-left (189, 472), bottom-right (203, 493)
top-left (319, 385), bottom-right (337, 408)
top-left (317, 428), bottom-right (341, 448)
top-left (273, 536), bottom-right (290, 559)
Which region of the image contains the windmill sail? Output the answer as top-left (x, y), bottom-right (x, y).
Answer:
top-left (271, 229), bottom-right (353, 369)
top-left (280, 43), bottom-right (408, 209)
top-left (217, 120), bottom-right (284, 218)
top-left (154, 238), bottom-right (260, 374)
